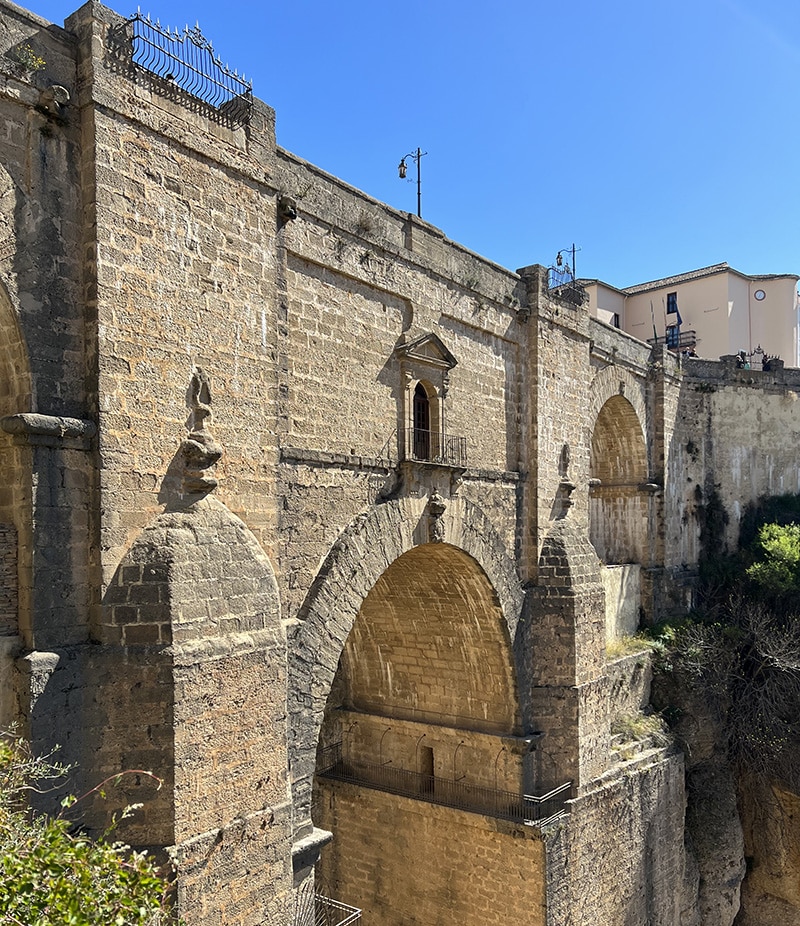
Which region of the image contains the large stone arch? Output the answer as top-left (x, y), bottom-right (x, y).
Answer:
top-left (297, 496), bottom-right (540, 926)
top-left (289, 494), bottom-right (524, 826)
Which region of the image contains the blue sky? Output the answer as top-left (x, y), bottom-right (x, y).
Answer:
top-left (30, 0), bottom-right (800, 287)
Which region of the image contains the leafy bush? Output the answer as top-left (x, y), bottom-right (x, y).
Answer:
top-left (746, 522), bottom-right (800, 594)
top-left (0, 733), bottom-right (171, 926)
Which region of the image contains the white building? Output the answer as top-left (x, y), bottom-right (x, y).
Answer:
top-left (582, 263), bottom-right (800, 366)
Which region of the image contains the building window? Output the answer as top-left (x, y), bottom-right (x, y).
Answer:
top-left (413, 383), bottom-right (431, 460)
top-left (665, 325), bottom-right (680, 349)
top-left (611, 313), bottom-right (620, 329)
top-left (666, 292), bottom-right (678, 315)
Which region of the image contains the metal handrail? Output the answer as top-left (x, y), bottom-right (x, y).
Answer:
top-left (318, 743), bottom-right (571, 826)
top-left (315, 894), bottom-right (362, 926)
top-left (292, 884), bottom-right (362, 926)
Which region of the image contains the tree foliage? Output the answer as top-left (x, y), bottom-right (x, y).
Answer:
top-left (0, 733), bottom-right (171, 926)
top-left (654, 498), bottom-right (800, 793)
top-left (746, 522), bottom-right (800, 594)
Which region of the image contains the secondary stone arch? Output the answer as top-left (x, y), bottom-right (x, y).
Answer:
top-left (290, 494), bottom-right (524, 823)
top-left (589, 387), bottom-right (649, 565)
top-left (588, 364), bottom-right (646, 431)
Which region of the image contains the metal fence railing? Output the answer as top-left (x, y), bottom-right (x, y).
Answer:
top-left (547, 267), bottom-right (587, 307)
top-left (109, 13), bottom-right (253, 126)
top-left (318, 743), bottom-right (571, 827)
top-left (292, 883), bottom-right (362, 926)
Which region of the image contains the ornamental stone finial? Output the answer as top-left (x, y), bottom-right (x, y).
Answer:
top-left (180, 367), bottom-right (222, 496)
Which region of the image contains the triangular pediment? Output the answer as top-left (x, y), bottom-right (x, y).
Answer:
top-left (395, 332), bottom-right (457, 370)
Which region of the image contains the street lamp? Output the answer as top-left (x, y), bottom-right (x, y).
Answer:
top-left (398, 147), bottom-right (427, 218)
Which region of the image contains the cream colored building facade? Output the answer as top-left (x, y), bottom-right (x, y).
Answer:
top-left (584, 263), bottom-right (800, 365)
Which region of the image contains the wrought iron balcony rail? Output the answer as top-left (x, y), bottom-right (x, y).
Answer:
top-left (109, 13), bottom-right (253, 126)
top-left (318, 743), bottom-right (571, 827)
top-left (404, 428), bottom-right (467, 467)
top-left (378, 429), bottom-right (467, 467)
top-left (647, 329), bottom-right (698, 351)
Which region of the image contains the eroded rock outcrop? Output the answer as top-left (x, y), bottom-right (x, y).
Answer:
top-left (653, 670), bottom-right (746, 926)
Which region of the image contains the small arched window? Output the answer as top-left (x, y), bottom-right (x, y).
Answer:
top-left (413, 383), bottom-right (431, 460)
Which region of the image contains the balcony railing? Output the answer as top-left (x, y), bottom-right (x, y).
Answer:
top-left (647, 328), bottom-right (698, 351)
top-left (403, 428), bottom-right (467, 467)
top-left (318, 744), bottom-right (571, 827)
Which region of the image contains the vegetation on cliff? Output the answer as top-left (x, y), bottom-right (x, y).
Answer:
top-left (653, 493), bottom-right (800, 793)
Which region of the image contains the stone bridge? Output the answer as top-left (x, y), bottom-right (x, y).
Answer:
top-left (2, 3), bottom-right (800, 924)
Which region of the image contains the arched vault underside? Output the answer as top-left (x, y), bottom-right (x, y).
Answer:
top-left (333, 543), bottom-right (519, 730)
top-left (289, 494), bottom-right (524, 823)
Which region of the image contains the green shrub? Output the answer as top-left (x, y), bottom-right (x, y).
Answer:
top-left (0, 733), bottom-right (171, 926)
top-left (746, 522), bottom-right (800, 594)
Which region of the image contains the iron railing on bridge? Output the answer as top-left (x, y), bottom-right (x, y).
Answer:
top-left (547, 266), bottom-right (587, 307)
top-left (292, 882), bottom-right (361, 926)
top-left (318, 743), bottom-right (571, 827)
top-left (109, 13), bottom-right (253, 126)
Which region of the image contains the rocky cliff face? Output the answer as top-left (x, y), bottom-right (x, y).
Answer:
top-left (736, 778), bottom-right (800, 926)
top-left (653, 662), bottom-right (800, 926)
top-left (652, 670), bottom-right (746, 926)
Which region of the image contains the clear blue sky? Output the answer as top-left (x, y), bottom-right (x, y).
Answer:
top-left (28, 0), bottom-right (800, 286)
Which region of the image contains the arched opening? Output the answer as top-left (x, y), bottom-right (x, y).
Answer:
top-left (412, 382), bottom-right (430, 459)
top-left (410, 380), bottom-right (441, 461)
top-left (589, 394), bottom-right (649, 640)
top-left (313, 544), bottom-right (545, 926)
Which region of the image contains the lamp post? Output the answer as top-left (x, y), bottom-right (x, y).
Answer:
top-left (398, 147), bottom-right (427, 218)
top-left (555, 243), bottom-right (579, 282)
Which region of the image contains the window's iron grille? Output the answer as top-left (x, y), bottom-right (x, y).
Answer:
top-left (110, 12), bottom-right (253, 126)
top-left (318, 743), bottom-right (572, 827)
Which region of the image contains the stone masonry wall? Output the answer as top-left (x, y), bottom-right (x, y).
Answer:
top-left (8, 3), bottom-right (788, 926)
top-left (546, 750), bottom-right (687, 926)
top-left (315, 779), bottom-right (546, 926)
top-left (667, 358), bottom-right (800, 563)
